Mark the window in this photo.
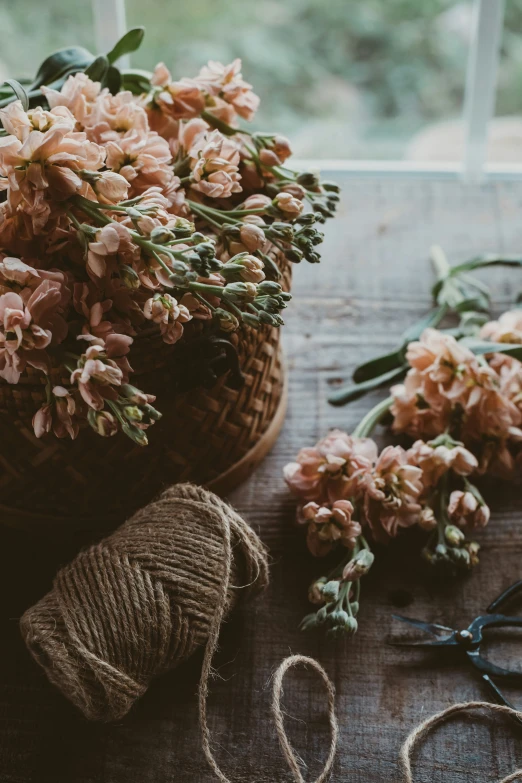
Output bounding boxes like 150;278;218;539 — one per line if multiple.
0;0;512;180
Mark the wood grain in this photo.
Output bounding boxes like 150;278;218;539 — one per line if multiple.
2;177;522;782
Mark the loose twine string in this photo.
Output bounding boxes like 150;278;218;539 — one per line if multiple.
200;505;522;783
19;483;522;782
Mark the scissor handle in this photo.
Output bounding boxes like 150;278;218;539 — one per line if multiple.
466;614;522;681
466;649;522;682
470;613;522;637
487;581;522;614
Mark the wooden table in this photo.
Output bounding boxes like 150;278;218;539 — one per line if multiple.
2;177;522;782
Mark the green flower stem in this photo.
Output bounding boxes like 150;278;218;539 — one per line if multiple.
436;474;450;548
72;195;192;264
188;201;238;227
351;395;393;438
186;199;267;220
200;109;253;138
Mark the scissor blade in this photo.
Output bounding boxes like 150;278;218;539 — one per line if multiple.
391;614;455;639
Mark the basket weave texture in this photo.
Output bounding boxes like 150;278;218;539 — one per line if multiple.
0;258;291;531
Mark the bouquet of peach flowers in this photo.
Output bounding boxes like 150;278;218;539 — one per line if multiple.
285;247;522;637
0;28;337;444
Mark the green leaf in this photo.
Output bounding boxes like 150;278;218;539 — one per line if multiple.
402;304;448;342
2;79;29;110
121;68;153;95
450;256;522;275
84;55;109;83
460;338;522;360
329;366;406;407
29;46;95;90
106;27;145;64
105;66;122;95
352;350;403;384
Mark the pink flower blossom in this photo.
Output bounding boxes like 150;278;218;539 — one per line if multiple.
150;63;206;123
480;310;522;344
407;439;478;489
0;101;105;232
105;130;175;195
189;130;242;199
0;279;67;383
196;59;260;122
143;293;192;344
299;499;360;557
448;490;490;529
363;445;424;541
87;222;136;278
283;430;377;503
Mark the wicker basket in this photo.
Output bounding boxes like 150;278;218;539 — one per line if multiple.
0;259;291;532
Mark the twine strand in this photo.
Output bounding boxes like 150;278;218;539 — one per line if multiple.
197;500;338;783
271;655;339;783
400;701;522;783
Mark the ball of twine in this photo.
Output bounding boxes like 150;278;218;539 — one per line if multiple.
20;483;268;723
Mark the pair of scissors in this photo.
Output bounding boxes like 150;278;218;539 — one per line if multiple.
391;581;522;723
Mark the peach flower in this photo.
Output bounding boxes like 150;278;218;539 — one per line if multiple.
274;191;304;217
0;102;105;232
143;293;192;344
363;445;424;541
196;59;260;121
480;310;522;344
87;222;136;278
407;439;478;489
284;430;377;503
105;130;174;195
190;130;242;199
448;490;490;529
151;63;206;121
299;500;360;557
42;73;103;129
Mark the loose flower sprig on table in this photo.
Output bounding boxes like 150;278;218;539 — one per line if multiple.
0;29;338;445
285;248;522;637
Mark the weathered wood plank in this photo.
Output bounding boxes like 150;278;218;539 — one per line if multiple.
2;177;522;782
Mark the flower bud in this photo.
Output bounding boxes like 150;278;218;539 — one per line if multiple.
120;264;140;289
445;525;465;547
242;194;272;211
172;217;195;237
296;171;320;189
88;409;118;437
274;192;304;217
227;254;265;283
214;308;239;332
308;577;327;605
239;223;265;252
150;226;175;244
327;609;349;628
123;405;143;422
225;281;257;301
122;422;148;446
465;541;480;567
321;580;340;602
342;549;374;581
418;506;437;531
259;148;282;167
257;280;282;296
121;384;156;405
281;183;306;199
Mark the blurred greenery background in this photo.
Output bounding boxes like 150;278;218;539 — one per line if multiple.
1;0;521;159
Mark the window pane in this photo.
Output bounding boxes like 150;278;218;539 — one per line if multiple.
127;0;472;160
0;0;95;81
489;0;522;163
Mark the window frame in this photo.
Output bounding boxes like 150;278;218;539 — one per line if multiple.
93;0;510;183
